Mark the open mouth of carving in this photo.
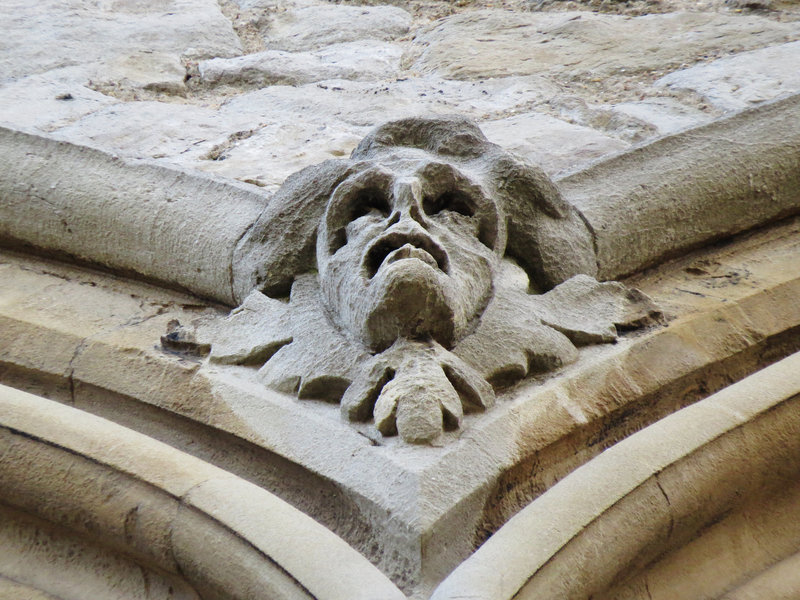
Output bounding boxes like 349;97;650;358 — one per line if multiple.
364;232;449;279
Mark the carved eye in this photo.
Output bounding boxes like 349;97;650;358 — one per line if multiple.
328;188;390;254
350;188;391;222
422;190;475;218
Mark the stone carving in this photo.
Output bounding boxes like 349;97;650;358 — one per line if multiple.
205;116;660;444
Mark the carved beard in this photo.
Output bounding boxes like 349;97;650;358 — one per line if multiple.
363;259;456;352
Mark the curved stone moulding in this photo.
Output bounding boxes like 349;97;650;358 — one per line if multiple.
0;126;268;306
0;383;406;600
0;212;798;596
431;350;800;600
558;92;800;281
1;93;799;306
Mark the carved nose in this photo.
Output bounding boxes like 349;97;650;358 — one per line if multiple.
385;214;428;238
388;178;427;228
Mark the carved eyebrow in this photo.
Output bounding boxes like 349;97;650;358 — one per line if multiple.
416;161;488;199
416;161;466;187
330;168;393;206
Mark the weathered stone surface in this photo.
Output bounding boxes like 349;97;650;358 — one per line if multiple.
0;126;267;305
50;101;237;160
2;1;800;597
0;0;242;85
0;68;119;132
480;113;629;174
198;41;403;87
190;75;563;189
3;212;800;597
216;74;561;129
2;0;799;199
609;97;709;136
432;350;800;600
406;10;797;80
38;75;566;193
220;116;661;444
262;4;412;52
657;40;800;111
0;384;406;600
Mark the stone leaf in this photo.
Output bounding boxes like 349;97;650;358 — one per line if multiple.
453;261;579;387
534;274;663;346
257;275;368;401
204;290;292;365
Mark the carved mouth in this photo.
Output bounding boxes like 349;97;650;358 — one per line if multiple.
364;232;449;279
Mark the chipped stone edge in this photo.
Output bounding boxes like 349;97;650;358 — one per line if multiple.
0;383;406;600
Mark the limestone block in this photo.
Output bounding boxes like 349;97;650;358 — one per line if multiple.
0;0;242;84
216;75;560;129
407;10;797;80
480;112;629;175
609;97;709;136
191;76;564;188
262;4;412;52
0;260;152;382
194;119;368;193
199;41;403;87
721;553;800;599
0;68;119;132
41;75;564;190
50;101;236;159
657;40;800;111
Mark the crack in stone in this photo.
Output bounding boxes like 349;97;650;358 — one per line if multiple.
655;473;675;541
64;303;169;403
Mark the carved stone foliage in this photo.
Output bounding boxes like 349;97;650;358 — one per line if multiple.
204;116;660;444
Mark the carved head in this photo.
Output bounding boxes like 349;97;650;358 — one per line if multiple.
316;151;502;350
233;116;598;350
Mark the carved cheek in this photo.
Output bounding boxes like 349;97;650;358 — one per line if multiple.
325;220;383;285
432;219;497;308
429;213;490;263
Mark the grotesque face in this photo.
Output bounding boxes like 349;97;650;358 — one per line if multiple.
317;150;504;352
